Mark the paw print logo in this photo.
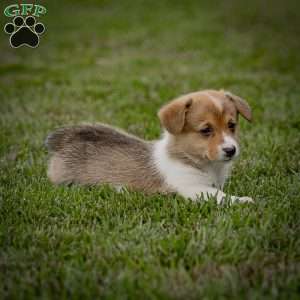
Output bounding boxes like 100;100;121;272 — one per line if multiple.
4;16;45;48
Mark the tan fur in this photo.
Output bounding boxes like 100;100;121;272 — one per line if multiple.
47;155;68;184
223;91;252;121
158;90;248;163
158;98;192;135
46;124;168;193
46;89;251;195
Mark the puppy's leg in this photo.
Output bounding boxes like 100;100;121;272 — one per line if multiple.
178;186;253;204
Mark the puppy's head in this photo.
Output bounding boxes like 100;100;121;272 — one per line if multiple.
158;90;252;162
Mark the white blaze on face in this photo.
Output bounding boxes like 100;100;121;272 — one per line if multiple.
204;92;223;112
204;92;239;161
218;134;239;161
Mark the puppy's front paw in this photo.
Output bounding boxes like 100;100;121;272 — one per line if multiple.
238;196;254;203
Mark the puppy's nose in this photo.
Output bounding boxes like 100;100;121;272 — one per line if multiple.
223;146;236;158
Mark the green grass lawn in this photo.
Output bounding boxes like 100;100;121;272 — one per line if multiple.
1;0;300;299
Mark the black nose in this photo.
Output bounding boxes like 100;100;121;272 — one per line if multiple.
223;146;236;157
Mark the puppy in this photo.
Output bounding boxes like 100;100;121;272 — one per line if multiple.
45;90;253;203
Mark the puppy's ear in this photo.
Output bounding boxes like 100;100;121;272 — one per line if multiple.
158;97;192;134
224;91;252;122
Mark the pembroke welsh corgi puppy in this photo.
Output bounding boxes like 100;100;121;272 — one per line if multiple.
46;90;253;203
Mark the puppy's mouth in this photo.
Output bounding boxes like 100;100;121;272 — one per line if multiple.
181;151;236;166
222;154;239;162
209;154;237;163
209;157;234;163
223;157;234;162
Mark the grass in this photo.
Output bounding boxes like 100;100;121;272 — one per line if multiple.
1;0;300;299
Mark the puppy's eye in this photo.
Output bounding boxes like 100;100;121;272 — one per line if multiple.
199;127;213;136
228;122;236;131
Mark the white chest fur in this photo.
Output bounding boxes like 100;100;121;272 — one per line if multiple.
153;133;232;201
